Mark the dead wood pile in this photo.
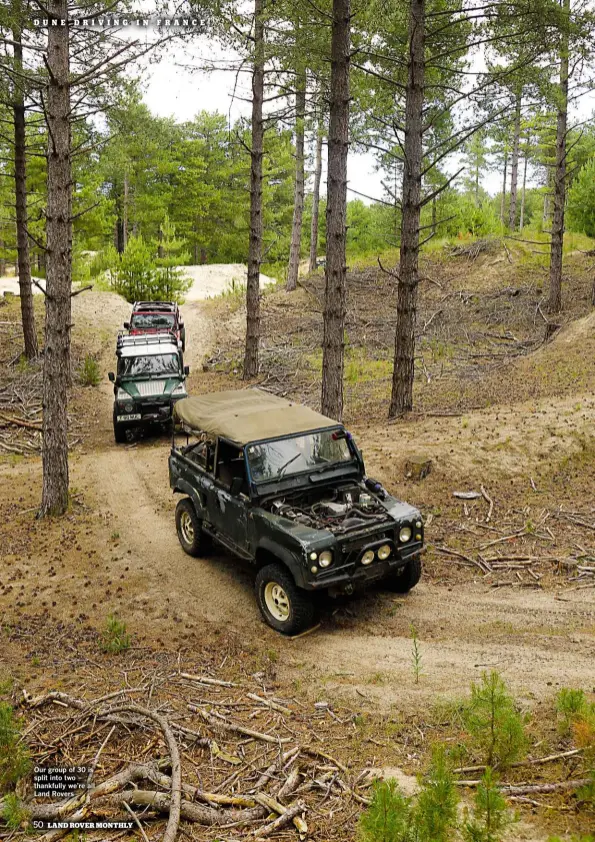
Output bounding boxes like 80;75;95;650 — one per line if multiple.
1;672;376;841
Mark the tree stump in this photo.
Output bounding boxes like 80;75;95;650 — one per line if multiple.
405;455;432;480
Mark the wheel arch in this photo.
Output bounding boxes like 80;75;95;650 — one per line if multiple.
254;541;307;588
171;479;206;515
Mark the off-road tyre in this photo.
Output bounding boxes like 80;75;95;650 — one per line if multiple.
175;498;210;557
113;422;128;444
181;327;186;352
255;563;315;635
384;556;422;594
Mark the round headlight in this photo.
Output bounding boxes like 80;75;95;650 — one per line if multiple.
124;402;134;413
377;544;391;561
319;551;333;568
399;526;412;543
361;550;375;566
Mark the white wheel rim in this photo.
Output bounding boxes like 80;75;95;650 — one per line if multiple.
180;510;194;544
264;582;290;622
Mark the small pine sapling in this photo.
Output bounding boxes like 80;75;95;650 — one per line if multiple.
462;671;527;768
357;778;415;842
462;768;511;842
410;623;423;684
413;745;459;842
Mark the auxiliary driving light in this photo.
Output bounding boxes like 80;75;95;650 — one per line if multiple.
377;544;391;561
319;551;333;568
310;552;318;561
399;526;412;543
361;550;375;566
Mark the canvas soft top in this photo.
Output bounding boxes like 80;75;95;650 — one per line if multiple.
173;389;339;445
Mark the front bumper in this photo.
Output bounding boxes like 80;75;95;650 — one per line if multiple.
303;539;424;591
114;395;185;425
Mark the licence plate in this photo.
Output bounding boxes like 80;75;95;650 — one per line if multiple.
117;414;141;421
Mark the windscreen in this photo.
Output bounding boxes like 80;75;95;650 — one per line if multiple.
131;313;175;329
118;353;180;377
247;430;352;482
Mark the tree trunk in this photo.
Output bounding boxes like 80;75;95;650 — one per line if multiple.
40;0;72;517
0;239;5;277
500;150;508;225
321;0;350;421
508;92;522;230
519;153;528;230
389;0;425;418
12;22;38;359
286;70;306;291
309;116;324;273
548;0;570;315
243;0;265;379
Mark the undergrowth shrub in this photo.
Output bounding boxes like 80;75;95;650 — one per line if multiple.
462;672;527;768
100;614;131;654
1;792;30;830
79;354;101;386
0;703;31;793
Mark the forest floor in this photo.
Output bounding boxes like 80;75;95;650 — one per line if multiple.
0;245;594;840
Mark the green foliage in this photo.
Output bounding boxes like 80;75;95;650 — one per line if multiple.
414;746;459;842
358;749;459;842
1;792;30;830
462;768;510;842
357;778;415;842
556;687;587;734
106;234;190;304
79;355;101;387
567;158;595;237
100;614;131;654
0;703;31;793
462;672;527;768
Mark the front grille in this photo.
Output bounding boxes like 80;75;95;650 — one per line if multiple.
136;380;168;397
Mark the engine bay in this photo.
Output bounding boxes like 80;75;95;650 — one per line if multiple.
264;483;390;534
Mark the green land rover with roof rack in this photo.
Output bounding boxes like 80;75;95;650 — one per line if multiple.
168;388;424;634
108;333;189;443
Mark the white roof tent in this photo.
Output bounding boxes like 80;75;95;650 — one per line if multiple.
173;389;340;446
116;333;179;358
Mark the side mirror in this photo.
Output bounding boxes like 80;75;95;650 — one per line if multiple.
179;321;184;328
184;365;190;376
123;321;130;329
230;477;243;496
108;372;115;382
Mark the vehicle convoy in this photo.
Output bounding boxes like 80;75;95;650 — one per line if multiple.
169;389;424;634
124;301;186;351
108;333;189;443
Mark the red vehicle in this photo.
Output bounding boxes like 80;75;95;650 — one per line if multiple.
124;302;186;351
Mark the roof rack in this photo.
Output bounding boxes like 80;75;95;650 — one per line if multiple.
116;332;179;353
132;301;177;312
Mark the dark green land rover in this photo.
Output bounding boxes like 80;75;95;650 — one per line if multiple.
168;389;424;634
109;333;189;443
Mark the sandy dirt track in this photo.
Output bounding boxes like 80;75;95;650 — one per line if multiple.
62;270;595;712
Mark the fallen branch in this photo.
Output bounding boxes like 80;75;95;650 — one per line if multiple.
189;705;291;744
480;485;494;523
454;748;582;774
253;801;306;837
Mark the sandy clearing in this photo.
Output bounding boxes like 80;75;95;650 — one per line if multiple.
181;264;277;300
